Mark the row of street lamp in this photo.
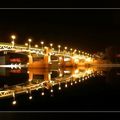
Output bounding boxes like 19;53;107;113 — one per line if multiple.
10;34;93;57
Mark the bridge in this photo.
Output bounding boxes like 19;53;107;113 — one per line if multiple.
0;38;96;68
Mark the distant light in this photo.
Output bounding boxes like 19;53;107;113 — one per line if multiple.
29;96;32;100
58;45;61;48
50;43;53;47
70;82;73;85
28;38;32;42
35;44;38;48
41;92;45;96
65;83;67;88
79;79;81;82
25;43;28;46
12;100;16;105
58;86;61;90
64;46;67;50
41;41;44;45
50;89;53;92
11;35;16;40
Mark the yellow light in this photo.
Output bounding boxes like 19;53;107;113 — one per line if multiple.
41;41;44;45
86;57;92;62
74;59;79;63
25;43;28;46
64;46;67;50
65;83;67;88
79;79;81;82
70;48;73;51
28;38;32;42
35;44;38;48
11;41;14;44
71;82;73;85
59;57;62;60
74;49;77;52
75;81;77;84
41;92;45;96
50;89;53;93
59;73;63;77
50;43;53;47
58;86;61;90
29;96;32;100
58;45;61;48
11;35;16;40
44;46;47;49
12;100;16;105
74;69;79;74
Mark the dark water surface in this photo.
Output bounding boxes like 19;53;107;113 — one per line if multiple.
0;67;120;111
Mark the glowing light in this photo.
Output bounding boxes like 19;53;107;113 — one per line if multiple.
79;79;81;82
71;82;73;85
41;41;44;45
58;45;61;48
41;92;45;96
86;57;92;62
64;46;67;50
59;57;62;60
64;57;71;61
75;81;77;84
74;58;79;63
65;83;67;88
50;89;53;93
58;86;61;90
25;43;28;46
11;35;16;40
28;38;32;42
35;44;38;48
50;43;53;47
12;100;16;105
29;96;32;100
74;69;79;74
64;70;71;74
59;73;63;77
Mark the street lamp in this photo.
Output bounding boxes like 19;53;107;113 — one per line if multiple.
50;43;53;49
11;35;16;48
40;41;44;49
64;46;67;53
28;38;32;50
58;45;61;53
25;43;28;47
35;44;38;48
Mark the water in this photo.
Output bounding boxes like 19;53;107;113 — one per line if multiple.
0;66;120;111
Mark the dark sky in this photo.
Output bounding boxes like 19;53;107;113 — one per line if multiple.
0;9;120;53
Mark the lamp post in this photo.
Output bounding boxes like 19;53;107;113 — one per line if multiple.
58;45;61;53
50;43;53;50
40;41;44;50
70;48;73;55
11;35;16;48
28;38;32;50
64;46;67;53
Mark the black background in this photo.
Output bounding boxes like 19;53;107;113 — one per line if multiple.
0;9;120;53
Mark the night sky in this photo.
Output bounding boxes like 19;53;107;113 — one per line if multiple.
0;9;120;53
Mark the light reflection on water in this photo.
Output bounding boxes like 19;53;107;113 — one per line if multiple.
0;66;105;106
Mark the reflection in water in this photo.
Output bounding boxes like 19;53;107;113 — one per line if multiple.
0;66;104;105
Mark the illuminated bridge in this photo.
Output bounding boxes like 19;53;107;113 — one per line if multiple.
0;38;96;68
